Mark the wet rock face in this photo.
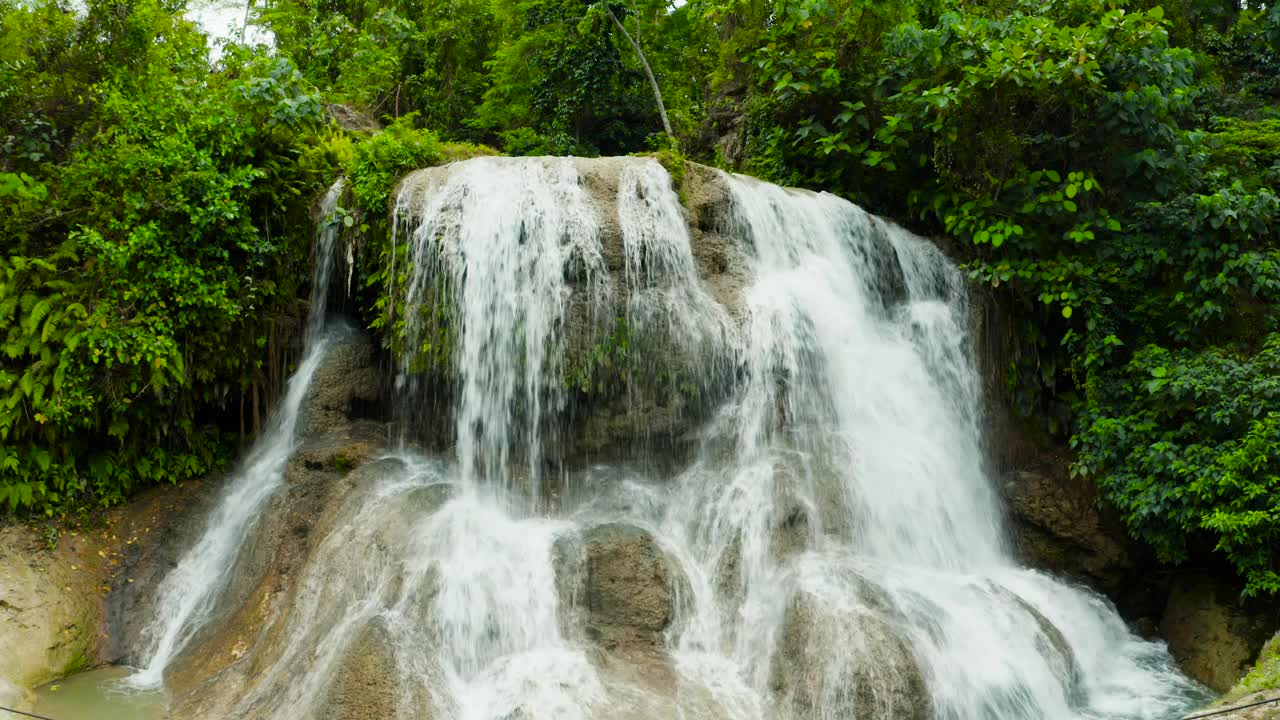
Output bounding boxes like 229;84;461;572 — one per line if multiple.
105;478;220;666
557;523;681;649
683;162;749;318
0;528;103;711
1002;468;1135;594
161;456;415;717
770;590;931;720
321;620;406;720
1161;574;1277;693
1;477;217;710
303;330;385;438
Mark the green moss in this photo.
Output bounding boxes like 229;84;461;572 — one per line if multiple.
58;649;88;678
55;612;97;679
331;453;354;472
439;142;500;164
636;148;690;206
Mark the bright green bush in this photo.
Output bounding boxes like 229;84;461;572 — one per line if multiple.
1075;338;1280;597
346;114;442;216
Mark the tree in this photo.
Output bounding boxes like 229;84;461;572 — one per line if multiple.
597;2;673;135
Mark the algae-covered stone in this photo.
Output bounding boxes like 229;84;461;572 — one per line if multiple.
1161;574;1276;693
1230;630;1280;700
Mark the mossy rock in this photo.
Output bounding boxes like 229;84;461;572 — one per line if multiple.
1230;630;1280;700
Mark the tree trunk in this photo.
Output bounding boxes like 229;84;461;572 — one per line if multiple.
606;8;673;136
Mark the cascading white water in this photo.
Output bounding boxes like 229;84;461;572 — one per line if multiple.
394;157;608;492
140;158;1206;720
127;178;346;687
650;173;1203;720
378;159;1198;719
617;160;733;371
306;177;345;341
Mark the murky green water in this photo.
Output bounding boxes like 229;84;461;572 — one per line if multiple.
33;667;167;720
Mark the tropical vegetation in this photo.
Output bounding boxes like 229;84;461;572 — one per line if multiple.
1;0;1277;594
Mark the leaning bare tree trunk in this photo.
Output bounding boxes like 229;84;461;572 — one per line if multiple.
606;8;673;136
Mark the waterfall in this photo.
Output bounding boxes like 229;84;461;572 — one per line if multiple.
375;159;1198;719
306;177;345;342
126;178;346;687
134;159;1206;720
393;157;609;494
654;173;1204;719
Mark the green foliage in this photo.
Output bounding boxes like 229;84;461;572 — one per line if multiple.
0;0;338;515
566;317;632;394
261;0;501;133
260;0;705;154
703;0;1280;593
347;114;442;215
1205;118;1280;190
475;0;657;155
1075;339;1280;597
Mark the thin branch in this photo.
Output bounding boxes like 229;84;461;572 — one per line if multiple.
606;7;673;136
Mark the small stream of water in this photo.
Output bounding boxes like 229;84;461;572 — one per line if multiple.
125;178;346;688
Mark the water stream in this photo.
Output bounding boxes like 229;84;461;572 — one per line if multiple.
116;159;1205;719
125;178;346;687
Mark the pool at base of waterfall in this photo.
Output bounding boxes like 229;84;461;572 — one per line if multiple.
33;667;168;720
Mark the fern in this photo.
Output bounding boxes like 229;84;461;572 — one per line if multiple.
40;311;60;343
24;295;55;337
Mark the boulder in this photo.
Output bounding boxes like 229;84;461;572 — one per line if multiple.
1161;574;1277;693
1195;627;1280;720
1002;468;1136;594
557;523;682;649
302;330;384;438
1229;630;1280;700
327;104;381;134
770;589;930;720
